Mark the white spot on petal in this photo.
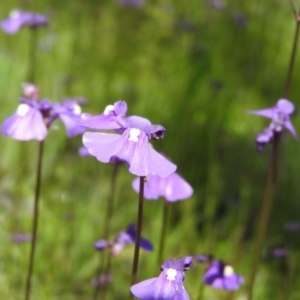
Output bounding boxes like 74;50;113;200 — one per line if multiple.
166;268;177;281
103;105;114;116
73;104;82;115
128;128;141;142
224;265;234;277
16;104;30;116
10;10;21;19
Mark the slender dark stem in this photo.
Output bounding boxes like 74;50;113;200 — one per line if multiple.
25;140;44;300
283;15;300;98
28;28;37;83
158;200;169;264
95;164;119;300
101;252;113;300
129;176;146;300
248;10;300;300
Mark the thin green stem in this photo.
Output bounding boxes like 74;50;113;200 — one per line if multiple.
129;176;146;300
248;10;300;299
101;252;113;300
25;140;44;300
158;200;169;264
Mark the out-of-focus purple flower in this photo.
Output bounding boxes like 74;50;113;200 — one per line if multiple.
132;172;193;202
195;254;213;263
131;257;192;300
51;100;85;137
203;260;244;291
91;274;113;287
117;0;145;7
256;127;274;151
2;87;86;141
271;247;289;258
94;224;153;255
83;108;176;177
248;99;297;138
1;10;48;34
12;233;32;243
78;146;91;157
2;99;51;141
284;221;300;231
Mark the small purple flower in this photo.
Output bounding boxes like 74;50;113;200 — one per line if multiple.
195;254;213;263
2;88;85;141
203;260;244;291
284;221;300;231
117;0;145;7
271;247;289;258
132;172;193;202
131;257;192;300
12;233;32;243
94;224;153;255
248;99;297;136
82;104;176;177
1;10;48;34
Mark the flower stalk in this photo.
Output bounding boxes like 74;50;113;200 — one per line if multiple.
25;140;44;300
247;5;300;299
129;176;146;300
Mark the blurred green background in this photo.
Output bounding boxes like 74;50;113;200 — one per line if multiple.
1;0;300;299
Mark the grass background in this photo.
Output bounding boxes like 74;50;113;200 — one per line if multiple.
0;0;300;299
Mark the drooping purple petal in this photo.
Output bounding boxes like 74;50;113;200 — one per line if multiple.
94;239;109;250
1;10;48;34
125;224;153;251
133;173;193;202
2;104;47;141
83;130;176;177
203;260;244;291
162;256;193;272
131;268;190;300
284;119;298;139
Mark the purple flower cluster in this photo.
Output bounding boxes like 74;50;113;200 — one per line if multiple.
131;256;193;299
1;84;85;141
94;224;153;255
1;10;48;34
196;254;243;291
248;99;297;151
80;101;176;177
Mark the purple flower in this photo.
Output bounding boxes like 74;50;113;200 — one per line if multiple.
248;99;297;137
12;233;32;243
2;99;50;141
132;172;193;202
2;90;85;141
271;247;289;258
1;10;48;34
117;0;145;7
131;257;192;300
94;224;153;255
82;105;176;177
284;221;300;231
195;254;213;263
203;260;244;291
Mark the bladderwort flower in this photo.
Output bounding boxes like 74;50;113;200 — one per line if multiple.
81;101;176;177
132;172;193;202
94;224;153;255
131;256;192;300
1;84;85;141
203;260;244;291
247;99;297;151
1;10;48;34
